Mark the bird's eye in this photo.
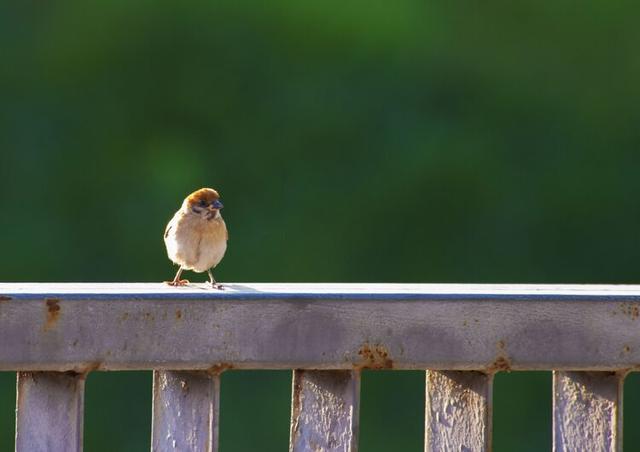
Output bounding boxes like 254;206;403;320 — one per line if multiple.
199;199;207;206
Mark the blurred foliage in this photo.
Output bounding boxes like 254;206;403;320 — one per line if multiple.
2;0;640;450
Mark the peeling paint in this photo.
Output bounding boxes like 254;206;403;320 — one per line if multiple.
16;371;86;452
290;370;359;451
426;371;492;451
152;370;219;451
554;371;622;451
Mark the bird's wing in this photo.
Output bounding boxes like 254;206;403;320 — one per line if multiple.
164;216;176;239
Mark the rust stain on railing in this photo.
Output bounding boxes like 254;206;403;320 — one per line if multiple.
291;373;303;416
355;343;393;369
73;362;104;374
487;339;511;373
208;362;233;375
618;302;640;320
44;298;61;330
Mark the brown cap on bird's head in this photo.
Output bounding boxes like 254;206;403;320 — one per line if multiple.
185;188;224;210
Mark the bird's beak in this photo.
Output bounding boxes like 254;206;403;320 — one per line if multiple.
211;200;224;210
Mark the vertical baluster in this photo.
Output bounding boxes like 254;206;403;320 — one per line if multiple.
553;371;623;452
289;370;360;452
425;370;493;452
152;370;220;452
15;371;85;452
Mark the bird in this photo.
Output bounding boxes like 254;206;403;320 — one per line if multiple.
163;188;228;289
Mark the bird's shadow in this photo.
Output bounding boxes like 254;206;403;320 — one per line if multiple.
187;283;264;293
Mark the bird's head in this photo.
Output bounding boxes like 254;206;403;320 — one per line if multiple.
184;188;224;220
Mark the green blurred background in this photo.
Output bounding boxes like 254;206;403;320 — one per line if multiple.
2;0;640;450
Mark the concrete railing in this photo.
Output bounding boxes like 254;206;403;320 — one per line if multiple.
1;283;637;451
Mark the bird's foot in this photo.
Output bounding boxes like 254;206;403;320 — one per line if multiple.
211;282;224;290
164;279;190;287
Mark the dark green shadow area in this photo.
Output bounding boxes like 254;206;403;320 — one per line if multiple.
219;370;290;452
493;371;551;451
0;372;15;451
84;371;151;452
624;372;640;450
360;370;423;451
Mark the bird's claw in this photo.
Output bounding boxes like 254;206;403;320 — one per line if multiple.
164;279;190;287
212;283;224;290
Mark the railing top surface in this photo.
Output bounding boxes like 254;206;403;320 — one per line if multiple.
3;282;640;300
2;283;640;372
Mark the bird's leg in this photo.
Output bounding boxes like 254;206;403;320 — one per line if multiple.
208;269;224;290
165;266;189;286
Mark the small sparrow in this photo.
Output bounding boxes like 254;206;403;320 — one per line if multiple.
164;188;228;288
